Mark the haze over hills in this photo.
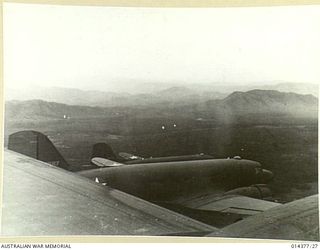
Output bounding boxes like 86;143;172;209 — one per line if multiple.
5;82;318;107
5;90;318;122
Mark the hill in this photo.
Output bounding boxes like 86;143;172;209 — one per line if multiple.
198;90;318;120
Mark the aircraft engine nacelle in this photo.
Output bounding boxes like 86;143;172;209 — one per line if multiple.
224;184;272;200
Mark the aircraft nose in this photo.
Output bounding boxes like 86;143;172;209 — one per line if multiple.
261;169;274;183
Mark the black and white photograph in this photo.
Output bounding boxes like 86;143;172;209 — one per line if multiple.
1;1;319;242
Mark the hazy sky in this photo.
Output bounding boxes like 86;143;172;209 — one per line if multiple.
4;3;320;92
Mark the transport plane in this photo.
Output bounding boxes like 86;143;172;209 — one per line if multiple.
2;130;318;240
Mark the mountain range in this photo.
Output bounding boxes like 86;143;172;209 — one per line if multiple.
5;82;318;107
5;89;318;122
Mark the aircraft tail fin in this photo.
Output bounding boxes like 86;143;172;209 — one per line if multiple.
8;130;69;169
91;143;124;167
91;143;118;161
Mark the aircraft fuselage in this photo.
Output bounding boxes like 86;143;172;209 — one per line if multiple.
78;159;272;202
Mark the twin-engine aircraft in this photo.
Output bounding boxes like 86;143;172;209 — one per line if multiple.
1;130;318;241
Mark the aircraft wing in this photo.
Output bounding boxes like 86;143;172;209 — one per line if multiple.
179;193;281;216
158;193;281;228
1;150;216;236
207;194;319;241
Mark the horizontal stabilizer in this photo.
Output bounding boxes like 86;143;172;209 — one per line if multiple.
91;157;124;167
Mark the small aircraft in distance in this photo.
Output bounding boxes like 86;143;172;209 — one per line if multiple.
2;130;318;240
